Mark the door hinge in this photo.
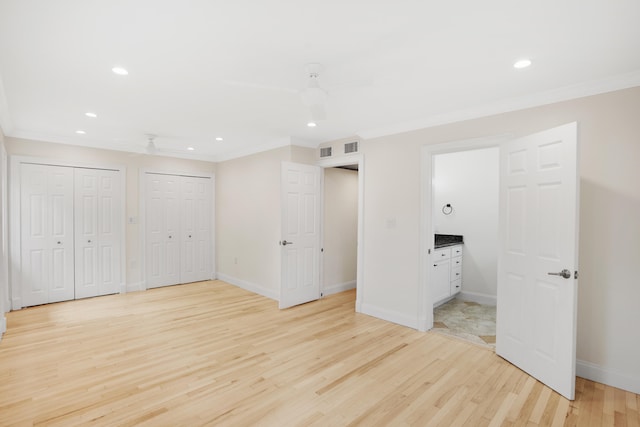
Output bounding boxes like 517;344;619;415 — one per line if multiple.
428;248;431;254
321;248;324;252
574;270;579;279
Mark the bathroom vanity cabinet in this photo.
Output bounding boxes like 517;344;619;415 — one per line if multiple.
433;244;463;306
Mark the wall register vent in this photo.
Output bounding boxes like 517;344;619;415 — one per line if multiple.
320;147;332;158
344;141;358;154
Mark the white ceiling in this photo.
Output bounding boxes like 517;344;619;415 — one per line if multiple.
1;1;639;161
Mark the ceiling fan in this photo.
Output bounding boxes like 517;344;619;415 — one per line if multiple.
300;63;328;124
224;63;331;124
144;133;194;156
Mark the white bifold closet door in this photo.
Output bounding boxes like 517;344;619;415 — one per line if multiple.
74;168;122;299
145;173;211;288
20;164;75;306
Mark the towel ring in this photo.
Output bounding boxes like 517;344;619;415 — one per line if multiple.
442;204;453;215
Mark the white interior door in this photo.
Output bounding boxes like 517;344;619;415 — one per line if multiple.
496;122;579;400
75;169;121;299
146;173;181;288
145;173;211;288
280;162;321;309
181;176;211;283
21;163;75;306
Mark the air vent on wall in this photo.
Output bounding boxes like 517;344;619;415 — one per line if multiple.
320;147;332;158
344;141;358;154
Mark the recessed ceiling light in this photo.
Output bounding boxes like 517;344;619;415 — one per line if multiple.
215;137;223;141
112;66;128;75
85;112;97;118
187;147;195;151
76;130;86;135
513;59;532;69
307;122;317;127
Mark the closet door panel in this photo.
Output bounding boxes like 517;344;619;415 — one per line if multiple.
193;177;211;281
21;164;74;306
97;170;121;295
74;169;99;299
180;178;197;283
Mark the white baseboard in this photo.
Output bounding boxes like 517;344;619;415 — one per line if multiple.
361;302;418;330
0;315;5;334
458;291;497;306
126;282;145;292
216;273;279;301
577;359;640;394
323;280;356;296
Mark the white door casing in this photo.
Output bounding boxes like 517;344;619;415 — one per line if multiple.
280;162;321;309
496;122;579;400
74;168;121;299
20;163;75;306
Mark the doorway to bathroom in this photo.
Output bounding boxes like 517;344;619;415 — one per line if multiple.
431;146;500;347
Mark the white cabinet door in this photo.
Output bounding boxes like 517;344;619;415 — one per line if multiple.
74;169;122;299
21;164;75;306
145;173;211;288
279;162;321;309
432;259;451;303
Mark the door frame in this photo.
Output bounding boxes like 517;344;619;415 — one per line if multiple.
419;135;511;331
139;169;216;291
9;155;126;310
317;154;364;313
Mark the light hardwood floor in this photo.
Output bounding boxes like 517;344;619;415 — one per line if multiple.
0;281;637;426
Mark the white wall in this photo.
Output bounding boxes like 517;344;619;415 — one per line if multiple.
0;128;7;338
433;148;499;301
215;145;316;299
323;167;358;295
359;86;640;393
4;137;216;293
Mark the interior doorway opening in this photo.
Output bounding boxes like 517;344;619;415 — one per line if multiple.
431;147;500;346
322;165;359;302
318;155;364;313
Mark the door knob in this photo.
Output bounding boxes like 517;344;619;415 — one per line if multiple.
548;269;571;279
280;240;293;246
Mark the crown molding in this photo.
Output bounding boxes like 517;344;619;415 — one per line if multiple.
357;70;640;140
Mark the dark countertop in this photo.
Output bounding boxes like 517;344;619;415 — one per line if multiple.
435;234;463;249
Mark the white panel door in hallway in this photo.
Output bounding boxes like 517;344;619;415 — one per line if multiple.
145;173;212;289
20;163;75;306
74;168;122;299
280;162;321;309
497;122;579;400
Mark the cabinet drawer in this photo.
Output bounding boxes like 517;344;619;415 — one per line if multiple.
451;256;462;269
451;279;462;295
451;245;463;257
451;265;462;281
434;247;451;261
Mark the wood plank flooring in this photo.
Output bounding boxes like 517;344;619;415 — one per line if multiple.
0;280;637;426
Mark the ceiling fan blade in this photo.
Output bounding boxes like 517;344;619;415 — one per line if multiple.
309;104;326;121
222;79;298;94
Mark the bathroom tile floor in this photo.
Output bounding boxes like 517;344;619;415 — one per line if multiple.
433;299;496;348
